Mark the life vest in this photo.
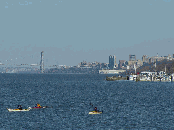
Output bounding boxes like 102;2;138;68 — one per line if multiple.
37;104;41;107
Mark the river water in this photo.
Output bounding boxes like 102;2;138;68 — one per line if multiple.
0;74;174;129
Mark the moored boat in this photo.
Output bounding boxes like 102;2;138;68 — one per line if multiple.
106;76;127;81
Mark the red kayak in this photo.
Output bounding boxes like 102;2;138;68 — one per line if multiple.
32;106;47;109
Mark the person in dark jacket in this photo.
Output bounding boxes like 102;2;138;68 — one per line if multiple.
94;107;98;112
18;105;22;110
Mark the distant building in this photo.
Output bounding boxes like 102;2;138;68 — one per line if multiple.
118;60;128;69
142;55;148;63
168;54;172;60
136;59;143;67
129;54;136;61
109;55;117;70
145;54;174;64
128;54;136;66
100;63;108;69
128;54;142;69
80;60;88;67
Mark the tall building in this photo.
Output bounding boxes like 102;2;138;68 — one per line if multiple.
142;55;147;62
128;54;136;67
129;54;136;61
109;55;117;70
40;51;44;73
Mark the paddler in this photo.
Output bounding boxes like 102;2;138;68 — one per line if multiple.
18;105;22;110
36;103;42;108
94;107;98;112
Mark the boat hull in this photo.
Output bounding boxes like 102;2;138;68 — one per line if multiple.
7;107;31;112
106;76;127;81
89;111;102;114
31;106;47;109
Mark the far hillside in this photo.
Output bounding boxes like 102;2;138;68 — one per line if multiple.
136;59;174;74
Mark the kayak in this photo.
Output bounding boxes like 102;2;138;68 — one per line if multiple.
7;107;31;112
31;106;47;109
89;111;102;114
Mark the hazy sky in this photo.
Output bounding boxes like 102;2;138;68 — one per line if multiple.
0;0;174;66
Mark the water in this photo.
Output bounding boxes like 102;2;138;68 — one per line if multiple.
1;74;174;129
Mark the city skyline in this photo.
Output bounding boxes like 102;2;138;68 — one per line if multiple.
1;49;173;68
1;0;174;66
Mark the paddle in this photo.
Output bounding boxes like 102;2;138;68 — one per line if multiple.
90;102;94;107
44;106;53;108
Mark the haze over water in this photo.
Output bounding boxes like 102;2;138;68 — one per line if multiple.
1;74;174;129
1;0;174;65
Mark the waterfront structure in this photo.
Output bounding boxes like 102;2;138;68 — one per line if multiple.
129;71;174;82
109;55;117;70
40;51;44;73
129;74;138;81
99;69;126;74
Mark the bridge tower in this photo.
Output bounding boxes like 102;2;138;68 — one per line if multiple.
40;51;44;73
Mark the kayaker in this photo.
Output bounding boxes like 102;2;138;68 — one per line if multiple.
36;103;42;108
18;105;22;110
94;107;98;112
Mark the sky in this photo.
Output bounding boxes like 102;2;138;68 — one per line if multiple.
0;0;174;66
